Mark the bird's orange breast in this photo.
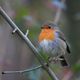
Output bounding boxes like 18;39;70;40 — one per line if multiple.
39;29;55;42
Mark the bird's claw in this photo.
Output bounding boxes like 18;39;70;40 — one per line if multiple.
49;57;63;63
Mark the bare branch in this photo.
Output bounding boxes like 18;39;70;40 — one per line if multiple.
0;6;59;80
54;0;66;24
2;65;42;74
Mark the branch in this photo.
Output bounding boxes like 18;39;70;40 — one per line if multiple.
0;7;59;80
2;65;42;74
54;0;66;24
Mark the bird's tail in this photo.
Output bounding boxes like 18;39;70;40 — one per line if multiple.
59;55;69;67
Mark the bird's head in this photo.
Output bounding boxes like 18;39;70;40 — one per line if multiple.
41;22;59;30
39;22;59;42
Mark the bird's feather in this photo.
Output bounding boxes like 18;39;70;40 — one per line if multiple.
55;30;71;53
59;55;69;67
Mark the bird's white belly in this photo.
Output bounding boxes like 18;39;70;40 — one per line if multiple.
40;39;53;53
39;38;66;57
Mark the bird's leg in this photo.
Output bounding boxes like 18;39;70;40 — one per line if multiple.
45;57;51;66
48;57;57;63
52;57;59;63
45;57;54;66
48;56;64;64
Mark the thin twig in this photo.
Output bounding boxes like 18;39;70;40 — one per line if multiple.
2;65;42;74
0;7;59;80
54;0;66;24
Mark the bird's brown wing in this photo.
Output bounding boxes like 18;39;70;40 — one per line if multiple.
56;30;71;54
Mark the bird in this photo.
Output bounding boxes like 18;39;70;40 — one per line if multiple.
38;22;71;67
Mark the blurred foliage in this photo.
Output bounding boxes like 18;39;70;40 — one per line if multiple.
73;64;80;73
15;7;29;21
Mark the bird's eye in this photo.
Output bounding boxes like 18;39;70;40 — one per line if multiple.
41;25;51;29
41;27;44;29
48;26;51;29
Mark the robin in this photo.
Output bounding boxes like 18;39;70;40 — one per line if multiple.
38;22;71;67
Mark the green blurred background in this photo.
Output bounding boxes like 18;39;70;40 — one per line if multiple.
0;0;80;80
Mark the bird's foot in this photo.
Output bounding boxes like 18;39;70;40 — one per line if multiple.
49;57;63;63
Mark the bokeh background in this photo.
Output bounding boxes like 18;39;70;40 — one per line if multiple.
0;0;80;80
